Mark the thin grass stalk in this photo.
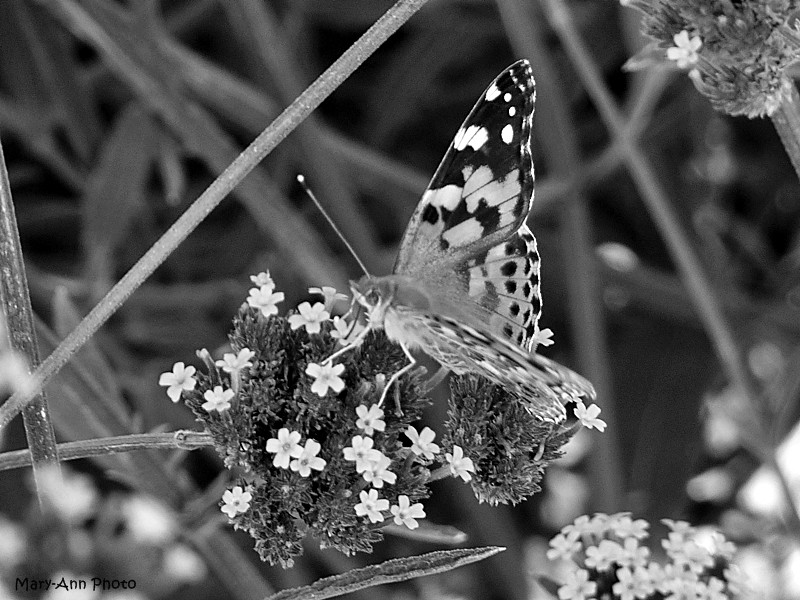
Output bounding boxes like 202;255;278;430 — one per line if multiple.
497;0;623;511
0;0;431;431
0;137;61;503
0;431;214;472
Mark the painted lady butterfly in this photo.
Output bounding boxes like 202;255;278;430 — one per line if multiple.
335;60;595;423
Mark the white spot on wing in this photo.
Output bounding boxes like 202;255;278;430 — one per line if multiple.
468;273;484;297
503;92;512;102
425;185;462;210
453;127;467;150
453;125;488;151
462;165;495;208
485;83;501;101
463;167;521;213
469;127;488;150
501;124;514;144
442;218;483;247
508;106;516;117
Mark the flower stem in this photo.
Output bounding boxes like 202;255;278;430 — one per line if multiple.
0;0;431;432
771;83;800;183
0;137;62;503
0;431;214;472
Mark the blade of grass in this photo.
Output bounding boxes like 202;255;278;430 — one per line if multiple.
0;0;431;430
0;136;62;504
265;546;505;600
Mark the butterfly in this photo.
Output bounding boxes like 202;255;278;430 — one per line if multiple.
330;60;595;424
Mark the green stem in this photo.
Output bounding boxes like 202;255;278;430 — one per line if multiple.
771;83;800;183
0;136;62;503
0;430;214;472
0;0;431;432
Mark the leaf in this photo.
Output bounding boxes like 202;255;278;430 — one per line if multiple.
266;546;504;600
384;522;468;544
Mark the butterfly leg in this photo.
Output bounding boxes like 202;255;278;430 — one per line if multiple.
423;366;449;392
323;326;370;365
378;341;416;414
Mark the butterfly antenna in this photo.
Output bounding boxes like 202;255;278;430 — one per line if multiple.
297;175;370;277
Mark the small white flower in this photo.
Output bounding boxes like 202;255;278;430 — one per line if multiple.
289;439;327;477
666;30;702;69
445;445;476;482
309;286;348;311
532;327;555;347
265;428;303;469
343;435;383;472
613;566;654;600
221;486;252;518
305;361;346;396
122;495;176;543
247;285;284;317
557;568;596;600
158;362;197;403
610;513;649;540
585;539;623;571
354;489;389;523
575;401;606;432
215;348;255;374
202;385;234;413
288;301;330;334
390;495;426;529
330;316;366;345
355;403;386;435
405;426;440;460
547;531;581;561
619;537;650;569
250;271;275;289
362;454;396;488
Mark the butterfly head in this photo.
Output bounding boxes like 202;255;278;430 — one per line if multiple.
349;277;397;328
350;275;432;329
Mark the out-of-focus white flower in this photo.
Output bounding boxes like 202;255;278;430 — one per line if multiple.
38;466;98;524
163;543;207;583
122;495;176;544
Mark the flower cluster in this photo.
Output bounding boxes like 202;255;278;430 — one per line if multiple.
159;272;594;566
622;1;800;117
444;375;577;505
545;512;745;599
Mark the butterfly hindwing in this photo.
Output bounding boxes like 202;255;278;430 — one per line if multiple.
465;223;542;350
394;60;536;278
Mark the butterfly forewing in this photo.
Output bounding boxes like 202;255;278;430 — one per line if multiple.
394;60;536;276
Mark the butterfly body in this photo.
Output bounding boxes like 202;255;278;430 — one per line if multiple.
345;60;595;424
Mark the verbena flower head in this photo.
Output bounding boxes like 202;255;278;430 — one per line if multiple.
623;1;800;117
170;273;586;565
543;512;746;599
443;376;577;505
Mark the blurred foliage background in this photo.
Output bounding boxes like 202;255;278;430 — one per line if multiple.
1;0;800;599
